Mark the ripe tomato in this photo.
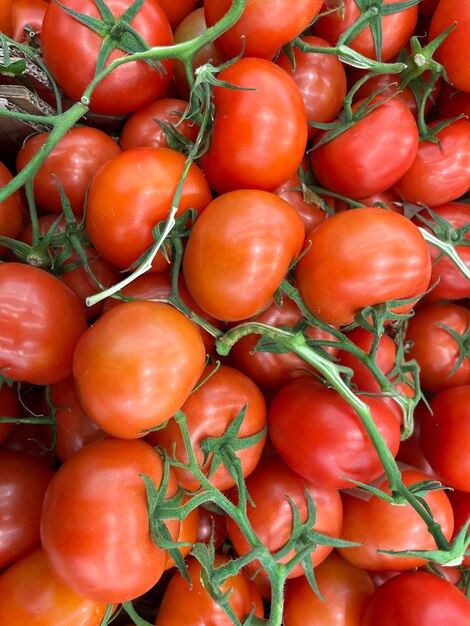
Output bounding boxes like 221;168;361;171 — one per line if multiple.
73;301;206;439
10;0;48;43
155;554;264;625
268;377;401;490
295;208;432;326
283;551;374;626
156;0;196;29
16;127;121;214
310;97;419;199
41;438;179;604
339;469;454;571
0;1;12;35
0;162;23;257
0;263;88;385
183;190;305;322
147;363;267;491
226;455;343;578
86;147;212;272
447;489;470;567
361;571;470;626
199;58;308;194
41;0;174;115
204;0;323;60
0;548;109;626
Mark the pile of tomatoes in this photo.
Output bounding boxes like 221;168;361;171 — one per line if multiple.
0;0;469;625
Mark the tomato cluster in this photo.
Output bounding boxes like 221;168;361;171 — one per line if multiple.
0;1;469;625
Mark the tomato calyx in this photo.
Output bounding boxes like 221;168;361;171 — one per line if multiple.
436;323;470;378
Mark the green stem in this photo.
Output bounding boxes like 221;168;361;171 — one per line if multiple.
420;228;470;282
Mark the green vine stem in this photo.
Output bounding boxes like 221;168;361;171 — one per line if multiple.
419;228;470;282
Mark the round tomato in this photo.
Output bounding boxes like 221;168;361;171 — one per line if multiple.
0;263;88;385
41;438;179;604
40;0;174;115
447;489;470;567
0;162;23;257
199;58;308;193
11;0;48;43
156;0;196;28
295;208;432;326
183;190;305;322
0;1;12;35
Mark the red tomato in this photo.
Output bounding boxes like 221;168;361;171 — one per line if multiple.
41;438;179;604
393;120;470;206
0;451;54;569
16;127;121;214
199;58;308;194
86;147;212;272
0;548;109;626
447;489;470;567
73;301;206;439
295;208;432;326
41;0;174;115
430;0;470;93
0;162;23;257
339;469;454;571
0;263;88;385
155;554;264;625
204;0;323;60
147;363;267;491
0;384;20;444
314;0;418;61
183;190;305;322
226;455;343;578
268;377;401;490
196;505;227;549
155;0;197;28
437;82;470;119
0;1;12;34
361;571;470;626
420;385;470;492
11;0;48;43
310;97;419;199
283;551;374;626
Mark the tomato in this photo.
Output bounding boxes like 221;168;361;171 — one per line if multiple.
310;97;419;199
0;450;54;569
429;0;470;93
405;303;470;393
183;190;305;322
437;82;470;119
283;551;374;626
155;0;197;29
41;0;174;115
86;147;212;272
226;455;343;578
119;98;199;150
147;363;267;491
339;469;454;571
447;489;470;567
268;377;401;490
420;385;470;492
196;505;227;549
73;301;206;439
11;0;48;43
0;384;20;444
393;119;470;206
16;127;121;214
204;0;323;60
313;0;418;62
0;162;23;257
276;35;347;141
0;263;88;385
199;58;308;194
41;438;179;604
295;208;432;327
0;0;13;35
361;571;470;626
0;548;109;626
155;554;264;625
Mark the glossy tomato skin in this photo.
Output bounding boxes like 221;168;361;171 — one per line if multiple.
420;385;470;492
447;489;470;567
204;0;323;60
41;438;179;604
0;451;54;569
0;548;108;626
199;58;308;194
73;301;206;439
361;571;470;626
227;455;343;579
0;263;88;385
0;1;13;35
16;127;121;214
156;0;196;28
86;147;212;272
146;364;267;491
283;551;374;626
11;0;48;43
0;162;23;256
295;208;432;326
268;378;401;490
183;190;305;322
339;469;454;571
41;0;174;115
310;97;419;199
155;554;264;625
